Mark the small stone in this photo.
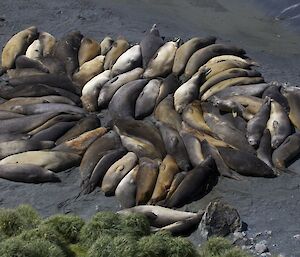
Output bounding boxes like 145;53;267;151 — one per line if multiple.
255;232;262;237
255;240;269;254
277;254;286;257
293;234;300;240
265;230;272;236
233;231;244;240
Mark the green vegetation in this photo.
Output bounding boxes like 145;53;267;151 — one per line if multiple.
0;205;256;257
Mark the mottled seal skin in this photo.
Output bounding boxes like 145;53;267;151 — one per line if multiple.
218;147;276;177
166;156;216;208
53;127;107;156
262;84;289;113
30;121;76;142
155;74;180;105
246;97;271;147
184;44;246;79
108;79;148;119
156;121;191;171
115;165;139;208
98;68;144;109
136;158;160;205
154;95;182;132
26;39;42;60
39;31;56;56
73;55;105;89
78;37;101;66
257;129;273;168
0;151;81;173
143;40;178;78
111;44;142;77
104;37;129;70
101;152;138;196
56;115;100;144
140;24;164;68
118;205;198;228
172;36;216;76
272;133;300;169
0;164;60;183
100;36;114;55
149;155;180;205
51;31;83;77
267;101;291;149
81;70;111;112
135;79;162;119
1;26;39;70
84;148;127;194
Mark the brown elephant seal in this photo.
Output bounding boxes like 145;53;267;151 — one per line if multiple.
15;55;50;73
140;24;164;68
6;68;47;78
155;74;180;105
221;95;263;114
78;37;101;66
100;36;114;55
25;39;42;60
136;157;160;205
165;172;187;202
101;152;138;196
272;133;300;169
262;84;289;113
51;31;83;77
39;31;56;56
172;36;216;76
0;110;25;119
0;164;60;183
1;26;39;70
104;37;129;70
149;155;180;204
257;129;273;168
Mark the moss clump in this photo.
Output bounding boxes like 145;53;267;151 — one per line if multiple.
42;214;84;243
119;213;150;238
80;211;121;247
222;247;252;257
16;204;41;228
0;237;65;257
86;234;113;257
69;244;88;257
166;236;199;257
199;237;233;256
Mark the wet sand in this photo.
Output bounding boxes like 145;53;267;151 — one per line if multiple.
0;0;300;256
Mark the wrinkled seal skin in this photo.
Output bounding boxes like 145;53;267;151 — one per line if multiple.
140;24;164;69
166;156;216;208
0;164;60;183
108;79;148;119
1;26;39;70
78;37;101;66
246;97;271;147
272;133;300;169
257;129;273;168
104;37;129;70
172;36;216;76
149;155;180;205
135;157;160;205
156;121;191;171
51;31;83;77
218;147;276;177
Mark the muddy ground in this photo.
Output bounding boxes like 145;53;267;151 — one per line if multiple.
0;0;300;256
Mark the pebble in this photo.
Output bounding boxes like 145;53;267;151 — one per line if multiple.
293;234;300;240
265;230;272;236
255;240;269;254
233;231;244;240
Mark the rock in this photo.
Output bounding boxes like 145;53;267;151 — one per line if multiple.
261;253;271;257
255;240;269;254
198;201;242;239
233;231;244;241
293;234;300;240
265;230;272;236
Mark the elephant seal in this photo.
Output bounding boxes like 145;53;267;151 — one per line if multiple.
156;121;191;171
0;151;81;172
246;97;271;147
73;55;105;89
115;165;139;208
184;44;246;79
172;36;216;76
154;95;182;131
0;133;30;143
1;26;39;70
166;156;216;208
218;147;276;177
174;68;208;113
262;84;289;113
101;152;138;196
267;100;291;149
15;55;49;73
223;95;263;114
111;44;142;77
0;164;60;183
272;133;300;170
140;24;164;68
78;37;101;66
52;31;83;76
136;157;160;205
100;36;114;55
104;37;129;70
0;140;54;160
257;129;273;168
6;68;47;78
108;79;148;119
149;155;180;205
135;79;162;119
165;172;187;203
98;68;144;109
81;70;111;112
205;54;258;67
0;110;25;119
25;39;42;60
155;74;180;105
143;40;179;78
39;31;56;56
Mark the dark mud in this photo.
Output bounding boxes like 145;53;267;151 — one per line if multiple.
0;1;300;256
